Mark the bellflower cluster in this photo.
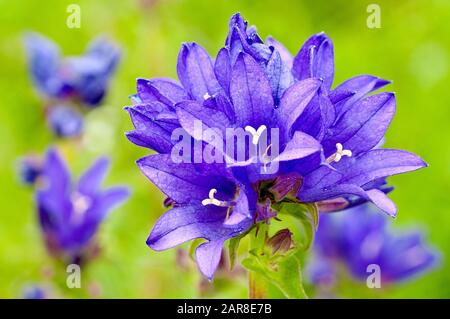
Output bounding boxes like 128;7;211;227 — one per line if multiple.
125;13;427;279
24;33;120;137
308;204;439;288
35;149;129;264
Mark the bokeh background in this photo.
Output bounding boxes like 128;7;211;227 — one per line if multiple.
0;0;449;298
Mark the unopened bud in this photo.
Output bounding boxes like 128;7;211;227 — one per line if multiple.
268;172;303;202
267;229;293;255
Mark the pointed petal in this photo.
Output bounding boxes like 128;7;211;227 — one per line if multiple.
136;78;188;107
332;75;391;117
340;149;427;186
77;157;109;196
276;78;321;138
196;240;226;280
125;104;179;153
275;131;321;162
147;206;222;255
266;48;294;105
177;43;223;102
292;33;334;90
324;92;396;157
292;85;335;140
88;186;129;220
137;154;236;204
24;32;62;97
366;189;397;217
214;48;231;94
266;36;293;68
230;53;274;127
42;148;71;196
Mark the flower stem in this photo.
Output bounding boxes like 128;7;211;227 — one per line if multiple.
248;225;267;299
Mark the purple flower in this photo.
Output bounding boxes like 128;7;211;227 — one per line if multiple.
125;13;427;278
18;155;43;185
24;32;120;106
35;148;129;263
22;285;47;299
308;205;439;286
47;105;83;138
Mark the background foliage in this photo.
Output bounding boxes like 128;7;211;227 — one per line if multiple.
0;0;449;298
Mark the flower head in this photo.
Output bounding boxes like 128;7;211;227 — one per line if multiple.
125;13;427;279
24;32;120;107
35;148;129;263
308;204;439;287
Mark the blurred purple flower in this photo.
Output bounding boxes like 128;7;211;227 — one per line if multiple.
35;148;129;263
24;32;120;107
308;205;439;286
18;155;42;185
47;105;83;138
22;285;47;299
125;13;427;279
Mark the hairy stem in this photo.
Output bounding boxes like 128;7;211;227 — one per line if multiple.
248;226;267;299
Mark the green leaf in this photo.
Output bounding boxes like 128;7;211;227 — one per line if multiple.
228;225;255;270
228;236;241;270
242;251;308;299
278;202;318;250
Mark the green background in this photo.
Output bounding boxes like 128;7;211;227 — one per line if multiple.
0;0;449;298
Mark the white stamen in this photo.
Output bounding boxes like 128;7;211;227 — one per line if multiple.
71;192;92;223
203;93;211;100
326;143;352;163
245;125;267;145
201;188;229;207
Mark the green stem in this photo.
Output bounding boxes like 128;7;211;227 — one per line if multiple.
248;225;267;299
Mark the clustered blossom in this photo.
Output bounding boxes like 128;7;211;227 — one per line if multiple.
35;149;129;264
307;204;439;289
24;33;120;137
125;13;427;279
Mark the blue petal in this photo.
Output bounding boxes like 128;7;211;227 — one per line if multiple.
136;78;189;107
275;78;321;138
323;92;396;157
230;53;274;127
137;154;236;205
77;157;110;196
177;43;223;102
292;32;334;90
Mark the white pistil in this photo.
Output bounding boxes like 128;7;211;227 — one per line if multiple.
326;143;352;163
201;188;229;207
245;125;267;145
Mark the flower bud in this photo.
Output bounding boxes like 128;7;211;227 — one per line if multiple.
267;229;293;255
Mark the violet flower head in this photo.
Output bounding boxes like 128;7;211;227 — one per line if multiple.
24;32;120;106
35;148;129;263
125;13;427;279
308;204;439;286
